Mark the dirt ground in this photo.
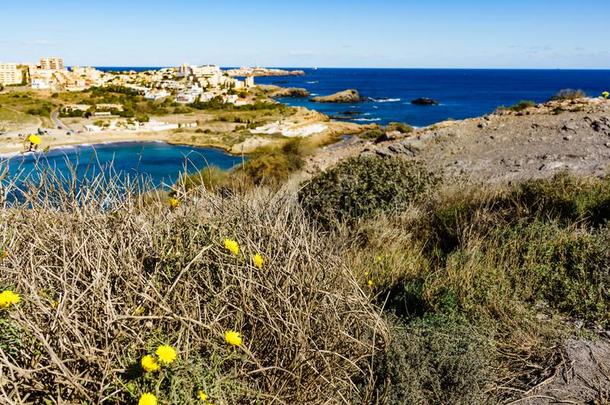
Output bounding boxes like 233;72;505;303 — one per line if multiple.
518;338;610;404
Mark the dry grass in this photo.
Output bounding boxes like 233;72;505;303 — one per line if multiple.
0;164;388;404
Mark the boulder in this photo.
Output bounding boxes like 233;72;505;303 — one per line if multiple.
258;85;309;98
311;89;362;103
411;97;439;106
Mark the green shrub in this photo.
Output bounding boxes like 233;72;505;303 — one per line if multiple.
499;222;610;324
385;122;414;134
26;103;53;117
236;139;306;187
377;315;495;404
507;100;536;112
177;166;230;192
514;172;610;225
550;89;587;101
299;156;441;226
383;173;610;325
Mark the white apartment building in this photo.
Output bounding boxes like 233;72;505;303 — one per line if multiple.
39;57;65;70
0;63;23;85
144;89;170;100
31;77;51;90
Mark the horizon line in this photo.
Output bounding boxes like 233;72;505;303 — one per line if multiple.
85;66;610;71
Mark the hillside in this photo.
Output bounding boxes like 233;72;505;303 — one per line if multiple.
308;97;610;182
1;97;610;404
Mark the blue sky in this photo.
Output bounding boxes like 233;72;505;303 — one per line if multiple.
1;0;609;68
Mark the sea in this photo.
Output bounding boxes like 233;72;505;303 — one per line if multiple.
253;68;610;127
96;67;610;127
5;142;243;189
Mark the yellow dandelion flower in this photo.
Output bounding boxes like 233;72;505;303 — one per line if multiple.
252;253;264;269
367;279;374;287
155;345;177;364
224;239;239;256
0;290;21;309
140;354;160;373
0;250;8;259
27;134;42;145
198;390;208;401
168;197;180;208
138;393;158;405
224;330;242;347
603;91;609;99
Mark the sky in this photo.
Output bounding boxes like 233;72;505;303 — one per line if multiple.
0;0;609;68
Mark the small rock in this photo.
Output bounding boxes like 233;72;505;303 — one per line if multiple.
411;97;439;106
562;122;578;131
563;135;572;141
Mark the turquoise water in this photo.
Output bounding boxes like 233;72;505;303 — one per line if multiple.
3;142;243;188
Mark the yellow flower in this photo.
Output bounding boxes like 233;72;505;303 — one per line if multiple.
138;393;158;405
367;280;374;287
224;239;239;256
198;390;208;401
155;345;177;364
224;330;242;347
168;197;180;208
0;290;21;309
27;134;42;145
140;354;160;373
0;250;8;259
603;91;609;99
252;253;264;269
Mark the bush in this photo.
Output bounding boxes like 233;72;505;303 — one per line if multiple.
503;100;536;112
0;171;386;403
381;173;610;325
236;139;307;187
550;89;587;101
26;103;53;117
376;316;495;404
299;156;441;226
386;122;414;134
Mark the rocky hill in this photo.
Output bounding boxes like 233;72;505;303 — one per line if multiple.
311;89;362;103
309;97;610;182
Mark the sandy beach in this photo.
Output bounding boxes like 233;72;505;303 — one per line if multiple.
0;128;174;156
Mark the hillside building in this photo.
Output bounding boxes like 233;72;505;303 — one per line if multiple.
39;57;64;71
0;63;23;85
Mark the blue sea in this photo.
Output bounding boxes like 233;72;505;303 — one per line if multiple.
254;68;610;127
4;142;243;189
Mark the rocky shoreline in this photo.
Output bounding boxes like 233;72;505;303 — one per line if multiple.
307;97;610;182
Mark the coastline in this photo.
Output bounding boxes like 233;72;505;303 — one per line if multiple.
0;130;245;157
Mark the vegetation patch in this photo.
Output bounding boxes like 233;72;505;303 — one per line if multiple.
299;156;441;226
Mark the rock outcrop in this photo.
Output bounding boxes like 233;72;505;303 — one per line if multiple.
258;85;309;98
411;97;439;106
307;97;610;183
311;89;362;103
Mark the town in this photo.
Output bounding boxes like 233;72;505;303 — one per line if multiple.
0;56;365;155
0;57;256;105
